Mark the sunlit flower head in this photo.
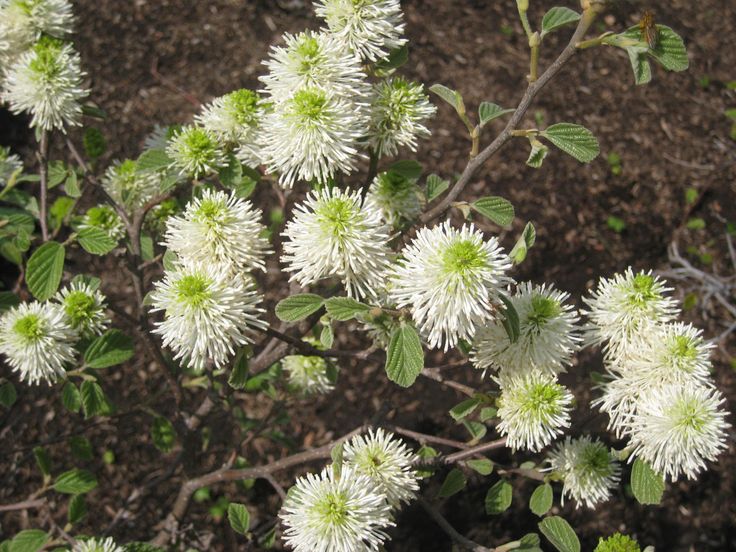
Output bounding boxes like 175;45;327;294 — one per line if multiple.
150;263;266;371
163;189;270;274
472;282;581;379
72;537;124;552
366;78;435;158
2;37;88;131
283;353;337;395
0;146;22;185
102;159;161;213
389;222;513;351
547;436;621;509
0;0;74;64
314;0;406;62
54;280;109;338
0;301;77;385
628;384;729;481
260;30;369;102
592;373;641;438
166;125;227;179
365;170;423;227
594;534;641;552
583;268;679;361
280;464;393;552
260;86;368;188
281;187;393;299
143;124;181;151
343;428;419;509
77;204;125;242
195;88;266;168
496;370;573;452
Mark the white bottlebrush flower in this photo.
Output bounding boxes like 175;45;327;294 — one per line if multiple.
260;30;369;102
72;537;124;552
0;301;77;385
389;222;513;351
281;187;393;299
582;268;679;361
259;86;367;188
496;371;573;452
195;88;265;167
2;37;88;131
314;0;406;62
280;464;393;552
366;77;436;158
592;373;641;438
283;353;336;395
472;282;581;379
166;125;227;179
547;436;621;509
149;263;266;371
628;384;729;481
365;170;423;227
101;159;160;213
143;124;181;151
77;204;126;242
54;281;109;338
0;0;74;65
163;189;270;274
343;428;419;509
0;146;22;185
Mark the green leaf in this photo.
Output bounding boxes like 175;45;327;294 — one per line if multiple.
649;26;689;72
49;197;75;231
479;406;497;422
467;458;494;475
389;160;423;180
33;447;52;477
0;381;16;408
84;329;134;368
26;241;65;301
526;138;549;168
136;149;172;173
81;104;107;119
607;216;626;233
541;7;581;36
151;416;177;453
626;47;652;85
542;123;600;163
375;44;409;73
162;249;178;271
69;436;93;460
275;294;324;322
463;419;487;442
331;443;344;478
324;297;371;321
83;128;106;159
228;349;249;389
449;398;480;421
499;293;520;343
0;291;20;313
631;458;664;505
53;468;98;494
539;516;580;552
78;227;118;255
519;533;543;551
228;502;251;535
9;530;49;552
140;234;154;261
385;323;424;388
478;102;514;126
686;217;706;230
438;468;466;498
485;479;513;514
68;494;87;524
426;174;450;202
472;196;514;226
529;483;553;516
61;382;82;412
429;84;462;111
320;323;334;349
48;161;68;188
509;222;536;264
80;380;112;418
64;170;80;198
219;154;243;188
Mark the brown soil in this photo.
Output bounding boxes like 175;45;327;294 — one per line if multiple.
1;1;735;551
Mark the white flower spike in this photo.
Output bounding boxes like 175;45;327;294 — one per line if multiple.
283;353;336;395
365;170;423;227
72;537;124;552
54;280;110;339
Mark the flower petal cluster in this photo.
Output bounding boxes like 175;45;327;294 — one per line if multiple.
496;371;573;452
166;125;227;179
313;0;407;62
282;187;393;299
365;170;423;227
54;280;109;338
2;37;88;131
0;301;77;385
546;436;621;509
0;0;74;65
366;77;436;158
163;189;269;274
594;534;641;552
283;353;336;395
77;204;126;242
72;537;124;552
472;282;581;379
389;222;512;350
101;159;161;213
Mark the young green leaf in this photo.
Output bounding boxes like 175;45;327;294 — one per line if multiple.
429;84;462;111
69;436;93;460
275;294;324;322
485;479;513;514
80;381;113;418
320;323;334;349
385;323;424;388
509;221;536;264
526;139;549;169
529;483;553;516
426;174;450;202
472;196;515;227
646;26;689;72
8;530;49;552
61;382;82;412
26;241;65;301
68;494;87;524
542;123;600;163
467;458;494;476
541;7;581;37
324;297;371;321
0;381;16;408
438;468;467;498
84;330;134;368
228;503;251;535
0;291;20;313
33;446;52;478
449;398;480;421
78;227;118;255
53;469;98;494
631;458;665;505
375;44;409;73
478;102;514;126
498;293;520;343
64;171;80;198
626;47;653;85
389;160;423;180
136;149;173;173
539;516;580;552
228;349;249;389
151;416;177;453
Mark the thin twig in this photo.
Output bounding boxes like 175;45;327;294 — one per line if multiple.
0;498;46;512
418;497;493;552
387;425;470;450
37;131;49;242
443;438;507;464
420;367;476;397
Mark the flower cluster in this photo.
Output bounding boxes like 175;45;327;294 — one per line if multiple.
280;429;418;551
283;352;337;395
101;159;162;214
0;0;74;66
0;146;23;185
365;169;423;227
72;537;124;552
585;268;730;481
